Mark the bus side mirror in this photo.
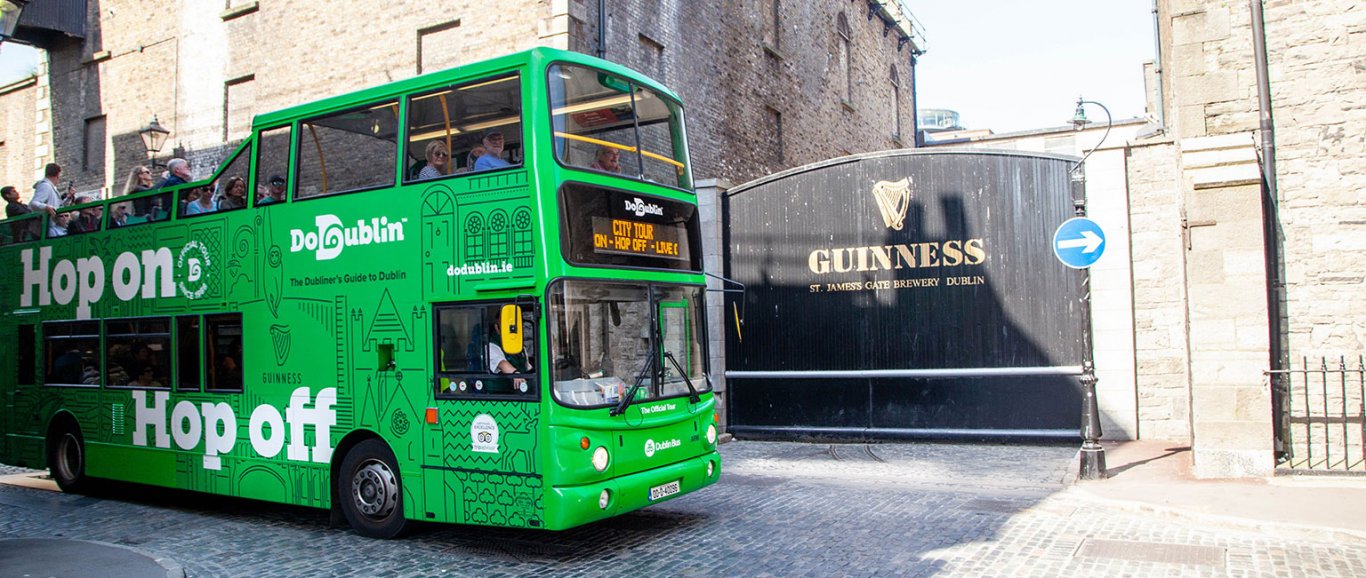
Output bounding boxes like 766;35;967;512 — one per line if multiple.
501;304;523;355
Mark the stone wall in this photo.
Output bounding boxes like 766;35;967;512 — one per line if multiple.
1260;1;1366;359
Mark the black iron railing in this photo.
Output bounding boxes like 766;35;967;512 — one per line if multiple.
1270;356;1366;472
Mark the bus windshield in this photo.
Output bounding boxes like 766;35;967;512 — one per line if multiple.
549;64;690;189
549;281;709;408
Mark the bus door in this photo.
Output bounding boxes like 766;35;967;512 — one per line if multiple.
426;300;542;525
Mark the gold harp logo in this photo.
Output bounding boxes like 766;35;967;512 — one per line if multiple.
872;177;912;231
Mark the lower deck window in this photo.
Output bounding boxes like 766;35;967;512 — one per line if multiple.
205;314;243;392
105;318;172;388
43;321;101;386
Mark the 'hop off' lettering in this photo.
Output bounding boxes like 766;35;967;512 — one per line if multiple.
133;387;337;470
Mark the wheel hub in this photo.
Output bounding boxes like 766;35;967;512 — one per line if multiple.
351;460;397;518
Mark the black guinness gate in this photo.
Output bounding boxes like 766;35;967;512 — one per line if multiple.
722;150;1085;439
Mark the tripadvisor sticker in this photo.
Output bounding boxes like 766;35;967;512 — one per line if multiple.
471;414;499;454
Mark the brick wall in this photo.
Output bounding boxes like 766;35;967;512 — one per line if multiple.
577;0;916;185
0;77;38;200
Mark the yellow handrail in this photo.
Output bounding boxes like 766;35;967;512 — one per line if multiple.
552;131;685;173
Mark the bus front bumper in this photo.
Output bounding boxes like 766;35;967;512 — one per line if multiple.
542;449;721;530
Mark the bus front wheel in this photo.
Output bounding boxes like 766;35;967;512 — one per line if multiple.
338;439;408;539
48;426;89;493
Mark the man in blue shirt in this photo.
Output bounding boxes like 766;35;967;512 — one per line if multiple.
473;130;512;172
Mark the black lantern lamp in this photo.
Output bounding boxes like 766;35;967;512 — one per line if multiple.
139;115;170;168
0;0;28;44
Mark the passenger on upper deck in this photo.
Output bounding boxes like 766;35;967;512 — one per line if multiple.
473;130;511;172
419;142;449;180
590;146;622;173
258;175;286;204
69;203;102;233
30;163;65;216
184;186;217;215
47;212;70;237
218;176;248;210
465;145;486;172
158;159;192;189
109;204;128;228
4;186;31;218
123;166;154;196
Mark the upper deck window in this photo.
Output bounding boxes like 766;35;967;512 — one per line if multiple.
548;64;690;190
297;101;400;199
405;73;523;182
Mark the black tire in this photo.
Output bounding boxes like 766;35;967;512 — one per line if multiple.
338;439;408;539
48;425;89;493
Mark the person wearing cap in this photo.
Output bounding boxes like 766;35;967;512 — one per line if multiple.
473;130;511;172
259;175;287;205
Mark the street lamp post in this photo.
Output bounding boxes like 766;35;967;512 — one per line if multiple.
139;115;170;169
1069;97;1111;481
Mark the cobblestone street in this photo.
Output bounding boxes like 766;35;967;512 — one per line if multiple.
3;441;1365;577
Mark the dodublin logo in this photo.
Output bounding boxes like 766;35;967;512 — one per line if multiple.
871;178;912;231
177;240;212;299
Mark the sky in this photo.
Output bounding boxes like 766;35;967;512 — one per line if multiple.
909;0;1156;133
0;2;1156;132
0;42;36;84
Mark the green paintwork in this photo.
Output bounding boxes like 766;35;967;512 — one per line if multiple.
0;48;719;531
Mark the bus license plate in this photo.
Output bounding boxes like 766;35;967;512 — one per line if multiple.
648;480;681;501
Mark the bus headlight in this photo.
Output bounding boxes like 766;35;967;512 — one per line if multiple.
592;446;609;472
599;489;611;509
706;424;717;445
707;460;714;478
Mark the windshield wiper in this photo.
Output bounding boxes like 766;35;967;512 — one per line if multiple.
663;351;701;403
610;353;655;416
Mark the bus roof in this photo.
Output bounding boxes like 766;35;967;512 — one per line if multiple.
253;47;684;131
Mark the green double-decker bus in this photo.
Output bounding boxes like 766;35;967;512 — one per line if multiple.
0;48;719;538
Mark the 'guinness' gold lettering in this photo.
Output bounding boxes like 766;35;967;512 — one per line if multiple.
807;239;986;275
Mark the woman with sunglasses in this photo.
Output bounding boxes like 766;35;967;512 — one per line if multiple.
419;140;450;180
122;165;155;196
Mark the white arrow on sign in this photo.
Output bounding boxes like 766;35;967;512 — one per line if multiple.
1057;230;1104;253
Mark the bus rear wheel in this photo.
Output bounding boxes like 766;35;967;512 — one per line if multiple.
338;439;408;539
49;426;89;493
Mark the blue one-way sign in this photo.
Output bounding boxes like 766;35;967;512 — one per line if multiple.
1053;217;1106;269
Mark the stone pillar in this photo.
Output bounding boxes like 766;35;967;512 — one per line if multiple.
1181;133;1274;477
696;178;731;431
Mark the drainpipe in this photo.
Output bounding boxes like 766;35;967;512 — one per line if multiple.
1251;0;1287;457
910;50;921;147
1150;0;1165;129
597;0;607;59
1251;0;1276;203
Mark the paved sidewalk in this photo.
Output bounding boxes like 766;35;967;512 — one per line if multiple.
1066;440;1366;542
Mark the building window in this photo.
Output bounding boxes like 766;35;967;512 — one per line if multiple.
836;12;852;105
765;0;781;50
83;116;106;173
224;75;256;142
766;106;783;166
890;65;902;141
417;19;462;75
639;33;665;81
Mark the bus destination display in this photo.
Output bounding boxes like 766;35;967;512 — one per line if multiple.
592;217;686;260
